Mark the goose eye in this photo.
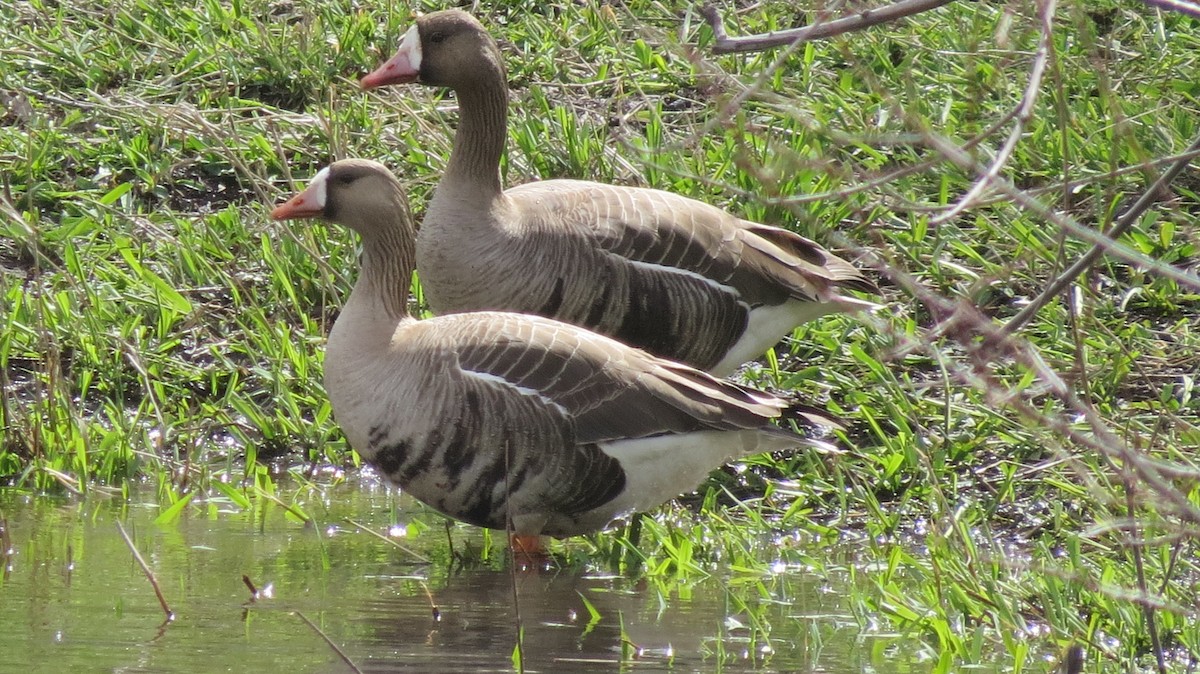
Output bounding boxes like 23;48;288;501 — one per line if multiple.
335;173;356;185
429;31;446;43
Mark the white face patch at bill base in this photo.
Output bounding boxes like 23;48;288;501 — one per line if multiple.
397;25;422;72
307;166;331;209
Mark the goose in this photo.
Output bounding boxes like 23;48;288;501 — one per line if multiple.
359;9;878;377
269;158;838;538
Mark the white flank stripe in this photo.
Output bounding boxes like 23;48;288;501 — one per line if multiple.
461;368;568;416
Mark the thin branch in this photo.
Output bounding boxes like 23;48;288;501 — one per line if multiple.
700;0;956;54
115;521;174;621
503;437;526;674
295;611;363;674
932;0;1054;224
343;519;432;564
920;121;1200;292
999;129;1200;337
242;574;261;601
0;516;12;577
877;260;1200;528
1137;0;1200;18
419;581;441;622
1124;471;1168;674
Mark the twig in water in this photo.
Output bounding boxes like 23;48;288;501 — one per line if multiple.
1;516;12;580
503;438;526;674
295;611;363;674
344;519;432;564
253;488;311;524
242;574;273;602
419;581;441;622
699;0;954;54
242;574;258;599
115;521;174;621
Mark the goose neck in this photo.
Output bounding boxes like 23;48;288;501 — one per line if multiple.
443;74;508;197
352;219;416;323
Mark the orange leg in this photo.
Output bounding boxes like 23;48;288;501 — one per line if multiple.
509;533;547;556
508;533;552;570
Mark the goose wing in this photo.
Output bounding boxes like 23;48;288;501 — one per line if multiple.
512;180;876;306
398;312;802;524
444;312;792;446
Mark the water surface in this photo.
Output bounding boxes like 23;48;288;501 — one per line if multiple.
1;476;947;673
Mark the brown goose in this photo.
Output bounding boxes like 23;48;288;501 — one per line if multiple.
270;159;837;538
360;9;878;376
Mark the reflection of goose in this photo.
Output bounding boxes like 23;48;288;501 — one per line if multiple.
353;567;747;671
360;9;877;376
271;160;837;538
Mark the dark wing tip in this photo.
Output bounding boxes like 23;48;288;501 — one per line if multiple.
839;274;882;295
779;400;844;432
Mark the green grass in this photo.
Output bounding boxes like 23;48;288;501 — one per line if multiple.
3;0;1200;670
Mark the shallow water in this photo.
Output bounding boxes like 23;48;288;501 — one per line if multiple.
0;476;960;673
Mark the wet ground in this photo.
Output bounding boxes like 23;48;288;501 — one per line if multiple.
0;476;962;673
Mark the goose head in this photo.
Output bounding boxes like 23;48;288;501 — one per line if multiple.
360;9;503;91
270;159;407;238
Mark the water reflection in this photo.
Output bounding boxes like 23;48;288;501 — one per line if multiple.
351;565;821;673
0;481;938;673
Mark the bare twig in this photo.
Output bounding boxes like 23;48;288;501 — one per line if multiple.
0;516;12;581
877;258;1200;528
295;611;363;674
503;439;526;674
1137;0;1200;18
1124;471;1168;674
115;521;174;621
419;581;441;622
932;0;1054;225
700;0;955;54
344;519;432;564
919;119;1200;292
241;574;260;601
241;574;274;601
999;130;1200;336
